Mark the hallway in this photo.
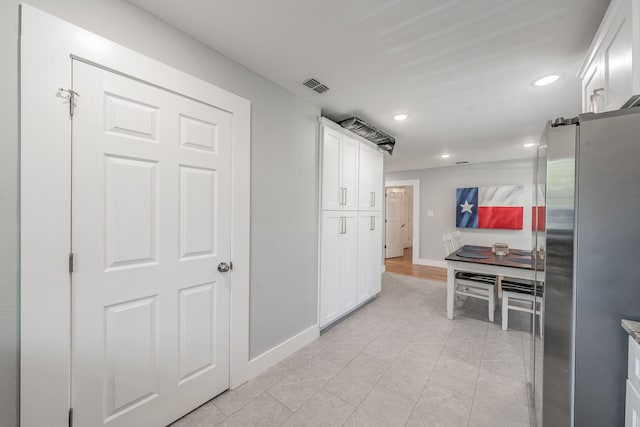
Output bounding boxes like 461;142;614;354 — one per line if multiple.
384;248;447;282
173;273;532;427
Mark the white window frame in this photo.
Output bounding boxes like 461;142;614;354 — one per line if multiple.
20;5;251;426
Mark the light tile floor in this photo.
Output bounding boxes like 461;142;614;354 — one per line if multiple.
171;273;533;427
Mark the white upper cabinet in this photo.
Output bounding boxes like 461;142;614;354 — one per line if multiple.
358;142;384;211
580;0;640;113
341;136;359;211
321;126;359;210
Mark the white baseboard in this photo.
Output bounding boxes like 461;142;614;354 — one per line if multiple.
244;323;319;384
415;258;447;268
381;264;386;273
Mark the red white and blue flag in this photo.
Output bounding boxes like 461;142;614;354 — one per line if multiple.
456;185;524;230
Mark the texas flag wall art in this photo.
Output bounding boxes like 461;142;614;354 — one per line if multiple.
456;185;524;230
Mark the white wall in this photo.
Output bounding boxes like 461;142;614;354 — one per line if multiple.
0;2;320;425
386;158;535;265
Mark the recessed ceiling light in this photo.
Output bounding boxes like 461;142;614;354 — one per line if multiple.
393;114;408;121
533;74;560;86
440;153;451;159
522;142;537;148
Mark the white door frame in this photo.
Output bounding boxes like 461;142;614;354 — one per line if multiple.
20;5;251;426
385;179;420;265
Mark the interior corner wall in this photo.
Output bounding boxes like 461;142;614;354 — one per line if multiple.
0;2;320;425
386;158;535;263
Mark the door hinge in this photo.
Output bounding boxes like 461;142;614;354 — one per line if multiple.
58;88;79;118
68;408;73;427
69;253;75;273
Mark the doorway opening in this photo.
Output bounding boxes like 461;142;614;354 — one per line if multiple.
384;179;446;282
384;185;413;259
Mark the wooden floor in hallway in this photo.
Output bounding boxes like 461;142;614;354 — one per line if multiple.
385;248;447;282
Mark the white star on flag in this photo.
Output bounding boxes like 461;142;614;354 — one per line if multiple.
460;200;474;214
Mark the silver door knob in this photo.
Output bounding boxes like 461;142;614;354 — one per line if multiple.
218;262;230;273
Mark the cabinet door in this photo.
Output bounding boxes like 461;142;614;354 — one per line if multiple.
340;213;358;312
626;380;640;427
322;128;342;210
603;0;634;111
583;58;605;113
358;143;384;211
341;136;359;211
320;212;343;327
369;212;383;295
357;213;382;304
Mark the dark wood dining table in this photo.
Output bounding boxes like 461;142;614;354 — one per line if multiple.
444;246;544;319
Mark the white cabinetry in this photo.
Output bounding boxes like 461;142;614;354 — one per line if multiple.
579;0;640;113
358;142;384;211
318;118;384;328
627;336;640;426
321;127;359;211
320;212;358;327
357;212;382;304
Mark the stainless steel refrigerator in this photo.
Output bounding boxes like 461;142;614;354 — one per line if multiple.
533;106;640;426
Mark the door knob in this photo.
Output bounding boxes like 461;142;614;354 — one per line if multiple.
218;262;230;273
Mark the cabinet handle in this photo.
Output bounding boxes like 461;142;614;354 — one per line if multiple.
344;188;348;206
370;191;375;207
342;217;346;234
370;216;375;230
590;88;604;113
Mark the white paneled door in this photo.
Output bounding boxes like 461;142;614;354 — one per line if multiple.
385;188;405;258
71;60;231;427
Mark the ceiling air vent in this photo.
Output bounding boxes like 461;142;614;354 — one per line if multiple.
303;78;330;94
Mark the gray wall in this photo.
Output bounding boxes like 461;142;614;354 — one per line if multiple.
386;158;535;262
0;2;320;425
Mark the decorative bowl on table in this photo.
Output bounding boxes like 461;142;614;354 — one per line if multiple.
494;243;509;256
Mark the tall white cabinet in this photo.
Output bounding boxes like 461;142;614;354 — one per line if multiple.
319;118;384;328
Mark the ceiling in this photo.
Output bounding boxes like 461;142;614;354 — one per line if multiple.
128;0;610;172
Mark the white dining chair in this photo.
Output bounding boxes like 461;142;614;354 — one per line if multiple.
442;233;456;255
501;278;544;336
443;233;497;322
452;230;464;250
455;272;498;322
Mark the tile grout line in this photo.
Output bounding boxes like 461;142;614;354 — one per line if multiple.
305;310;395;426
339;305;434;426
403;312;454;426
268;331;367;422
520;313;533;427
212;363;295;419
466;321;489;427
